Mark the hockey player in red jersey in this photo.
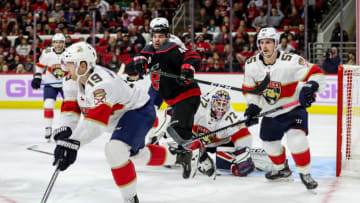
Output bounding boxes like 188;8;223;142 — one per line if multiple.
52;42;198;203
242;27;325;189
31;33;67;140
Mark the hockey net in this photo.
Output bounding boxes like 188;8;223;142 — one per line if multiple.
337;65;360;177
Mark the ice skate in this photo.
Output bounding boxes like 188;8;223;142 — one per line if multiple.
265;159;292;181
45;127;52;141
124;194;139;203
170;146;200;179
299;173;318;190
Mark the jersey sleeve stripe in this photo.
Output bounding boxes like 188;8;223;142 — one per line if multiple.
279;81;298;98
84;103;112;126
155;44;178;53
36;62;46;68
301;64;324;82
231;128;251;144
61;100;81;115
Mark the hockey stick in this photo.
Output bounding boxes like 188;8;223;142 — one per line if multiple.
27;145;54;156
150;70;270;95
41;163;60;203
41;82;62;86
192;100;300;141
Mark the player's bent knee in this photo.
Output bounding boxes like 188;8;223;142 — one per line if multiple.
105;140;131;168
286;129;309;152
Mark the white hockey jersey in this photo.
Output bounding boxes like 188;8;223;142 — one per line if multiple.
35;47;67;88
60;65;150;145
192;95;250;148
242;51;325;117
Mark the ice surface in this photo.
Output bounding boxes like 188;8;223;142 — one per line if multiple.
0;109;359;203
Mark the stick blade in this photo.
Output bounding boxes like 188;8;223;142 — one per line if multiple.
252;74;270;94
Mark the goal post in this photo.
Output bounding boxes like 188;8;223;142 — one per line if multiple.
337;65;360;177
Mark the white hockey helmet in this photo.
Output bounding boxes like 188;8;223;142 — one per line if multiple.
52;33;65;43
256;27;279;50
150;17;170;37
61;42;97;77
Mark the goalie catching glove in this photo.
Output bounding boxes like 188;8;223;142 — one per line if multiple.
53;138;80;171
231;147;255;177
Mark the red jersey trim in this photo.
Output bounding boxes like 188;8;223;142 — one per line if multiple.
155;44;178;54
36;62;46;69
164;88;201;106
61;100;81;115
84;103;112;126
302;64;324;82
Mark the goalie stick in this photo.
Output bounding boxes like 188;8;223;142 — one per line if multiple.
191;100;300;142
150;70;270;95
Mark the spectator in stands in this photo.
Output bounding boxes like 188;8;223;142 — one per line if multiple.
208;18;220;33
5;47;16;64
9;55;25;73
31;0;47;13
65;35;73;47
23;55;34;72
0;32;11;49
295;24;305;52
96;0;110;16
248;34;257;53
247;1;259;25
199;7;210;27
16;38;31;58
128;24;146;51
201;27;213;43
277;37;296;53
195;34;211;58
345;52;355;65
141;3;152;19
133;11;146;27
287;33;298;51
280;25;291;39
252;8;267;29
330;22;349;45
50;3;65;23
207;51;225;72
86;32;101;46
121;13;131;27
107;55;121;73
288;6;303;27
201;0;216;17
213;26;231;44
322;46;341;74
267;7;284;28
0;57;9;73
213;8;223;26
96;54;105;67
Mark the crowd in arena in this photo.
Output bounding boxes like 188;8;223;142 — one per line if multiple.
0;0;349;74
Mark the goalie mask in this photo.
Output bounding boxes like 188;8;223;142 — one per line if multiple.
61;42;97;79
211;90;231;120
150;17;170;37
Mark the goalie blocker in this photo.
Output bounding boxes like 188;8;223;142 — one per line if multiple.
216;146;274;173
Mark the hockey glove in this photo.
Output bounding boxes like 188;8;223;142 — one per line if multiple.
133;55;148;75
177;64;195;86
53;126;72;141
231;147;255;177
53;138;80;171
31;73;42;89
299;81;319;108
244;104;261;127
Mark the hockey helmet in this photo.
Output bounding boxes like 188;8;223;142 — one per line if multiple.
52;33;65;43
211;90;231;120
61;42;97;77
256;27;279;50
150;17;170;37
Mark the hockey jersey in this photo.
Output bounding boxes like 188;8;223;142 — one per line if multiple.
60;65;149;145
242;51;325;117
35;47;66;88
192;95;250;148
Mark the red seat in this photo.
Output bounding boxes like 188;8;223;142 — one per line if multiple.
216;44;225;56
96;46;107;55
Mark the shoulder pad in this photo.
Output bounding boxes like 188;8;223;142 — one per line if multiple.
141;45;155;53
158;42;178;52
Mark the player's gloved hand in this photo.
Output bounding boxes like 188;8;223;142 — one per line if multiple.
53;126;72;141
177;64;195;86
31;73;42;89
231;147;255;177
133;55;148;75
299;81;319;108
53;138;80;171
244;104;261;127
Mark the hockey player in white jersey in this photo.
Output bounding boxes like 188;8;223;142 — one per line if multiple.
31;33;67;140
52;42;198;203
242;27;325;189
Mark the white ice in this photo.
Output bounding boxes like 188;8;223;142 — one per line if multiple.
0;109;360;203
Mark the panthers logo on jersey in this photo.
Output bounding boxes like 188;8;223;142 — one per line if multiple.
262;81;281;105
52;64;66;80
195;125;215;145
